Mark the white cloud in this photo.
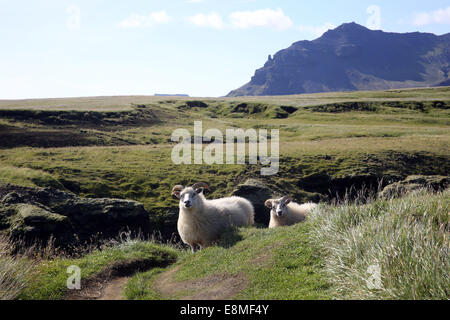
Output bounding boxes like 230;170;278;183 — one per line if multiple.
186;8;294;31
297;22;336;37
150;11;172;24
119;10;172;28
413;6;450;26
187;12;225;29
229;8;293;30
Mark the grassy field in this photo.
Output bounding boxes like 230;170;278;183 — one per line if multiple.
0;88;448;214
1;86;449;111
0;87;449;300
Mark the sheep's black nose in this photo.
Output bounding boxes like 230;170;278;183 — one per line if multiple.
277;211;283;216
184;200;191;207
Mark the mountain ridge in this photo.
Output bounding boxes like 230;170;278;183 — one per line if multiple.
227;22;450;97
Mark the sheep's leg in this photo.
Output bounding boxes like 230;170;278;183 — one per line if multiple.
190;244;198;253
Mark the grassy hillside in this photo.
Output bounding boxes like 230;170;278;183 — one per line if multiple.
2;189;446;300
124;223;331;300
123;189;448;300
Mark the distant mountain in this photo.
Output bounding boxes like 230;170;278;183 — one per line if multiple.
228;22;450;96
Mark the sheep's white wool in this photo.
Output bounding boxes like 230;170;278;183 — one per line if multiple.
177;192;254;251
269;202;317;228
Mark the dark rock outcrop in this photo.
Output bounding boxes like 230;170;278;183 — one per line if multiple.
228;22;450;96
186;101;209;109
297;172;403;200
0;184;152;246
231;179;283;226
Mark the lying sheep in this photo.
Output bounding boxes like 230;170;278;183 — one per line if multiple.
264;196;317;228
172;182;254;252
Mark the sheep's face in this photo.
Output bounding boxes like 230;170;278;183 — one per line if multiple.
172;184;209;211
178;187;204;210
265;196;291;218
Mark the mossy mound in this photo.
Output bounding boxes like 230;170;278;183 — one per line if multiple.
379;175;449;199
0;184;153;246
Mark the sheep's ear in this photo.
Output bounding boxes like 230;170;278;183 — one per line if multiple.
172;191;181;199
171;185;184;199
264;200;273;209
281;196;292;204
195;187;204;194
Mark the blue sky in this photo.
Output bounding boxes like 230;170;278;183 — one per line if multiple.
1;0;449;99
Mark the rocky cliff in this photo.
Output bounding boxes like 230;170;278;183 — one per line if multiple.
228;22;450;96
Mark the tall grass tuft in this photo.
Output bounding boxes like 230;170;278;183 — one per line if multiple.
309;188;449;300
0;237;35;300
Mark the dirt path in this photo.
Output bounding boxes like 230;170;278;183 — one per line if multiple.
97;277;130;300
153;265;248;300
64;276;130;300
64;244;276;300
64;258;170;300
150;243;280;300
66;265;248;300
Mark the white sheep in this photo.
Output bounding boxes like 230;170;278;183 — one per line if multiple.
264;196;317;228
171;182;255;252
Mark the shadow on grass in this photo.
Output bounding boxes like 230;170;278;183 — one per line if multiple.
218;226;245;249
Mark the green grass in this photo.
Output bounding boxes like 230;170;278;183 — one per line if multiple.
123;268;167;300
11;189;447;300
0;237;35;300
124;189;448;300
125;224;331;300
0;165;64;189
1;146;447;224
0;146;248;225
0;89;448;149
0;87;449;300
18;240;179;300
309;189;449;300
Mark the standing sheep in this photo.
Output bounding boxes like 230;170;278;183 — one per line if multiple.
172;182;254;252
264;196;317;228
